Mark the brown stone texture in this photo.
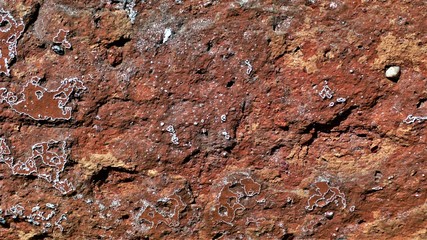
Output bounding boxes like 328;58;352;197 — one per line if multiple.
0;0;426;239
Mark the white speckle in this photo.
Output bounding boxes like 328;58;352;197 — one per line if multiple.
244;60;253;75
221;114;227;122
371;186;383;191
110;199;121;208
171;134;179;145
336;97;346;103
324;211;334;219
99;203;106;211
221;131;230;140
319;81;333;99
166;125;175;133
46;203;56;209
32;205;40;213
163;28;172;43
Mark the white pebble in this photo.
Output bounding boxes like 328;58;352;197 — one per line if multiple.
385;66;400;79
163;28;172;43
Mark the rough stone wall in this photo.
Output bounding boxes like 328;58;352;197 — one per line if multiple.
0;0;426;239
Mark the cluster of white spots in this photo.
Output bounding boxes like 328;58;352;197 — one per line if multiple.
5;204;24;219
106;0;137;24
221;130;230;140
319;81;334;100
1;202;67;232
213;173;261;225
166;125;179;145
125;0;137;24
110;199;121;208
318;81;347;107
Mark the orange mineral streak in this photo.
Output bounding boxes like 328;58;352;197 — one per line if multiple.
8;77;86;120
0;9;24;75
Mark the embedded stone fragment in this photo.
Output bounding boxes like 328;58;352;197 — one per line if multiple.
385;66;400;80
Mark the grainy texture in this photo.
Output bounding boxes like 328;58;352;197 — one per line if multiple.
0;0;426;239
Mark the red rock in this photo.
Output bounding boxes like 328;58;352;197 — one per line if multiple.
0;0;426;239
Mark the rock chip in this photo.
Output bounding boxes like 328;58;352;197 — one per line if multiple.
385;66;401;80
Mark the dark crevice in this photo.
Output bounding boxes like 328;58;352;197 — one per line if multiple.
206;40;213;52
269;143;284;155
302;106;358;146
416;98;427;108
28;232;49;240
90;166;138;186
23;3;41;32
212;232;224;240
281;233;295;240
223;140;237;153
181;148;200;164
310;106;357;133
106;37;131;48
226;79;235;88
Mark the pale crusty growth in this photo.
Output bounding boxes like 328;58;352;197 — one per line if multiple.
3;76;86;121
306;181;346;211
212;173;261;225
53;29;71;49
0;138;74;195
133;193;186;232
0;9;24;75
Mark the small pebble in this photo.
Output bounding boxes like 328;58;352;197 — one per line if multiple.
52;45;64;55
324;211;334;219
385;66;400;80
163;28;172;43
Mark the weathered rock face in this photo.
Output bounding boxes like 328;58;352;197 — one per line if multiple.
0;0;426;239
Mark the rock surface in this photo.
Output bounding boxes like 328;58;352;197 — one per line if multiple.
0;0;426;239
